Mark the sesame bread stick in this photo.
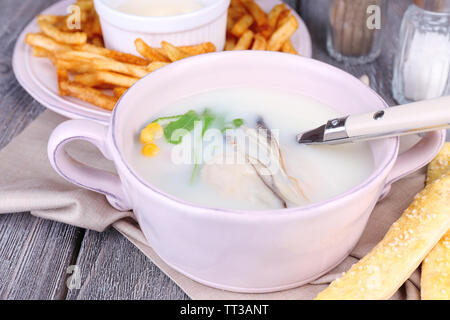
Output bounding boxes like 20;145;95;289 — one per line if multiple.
421;231;450;299
421;143;450;300
315;172;450;300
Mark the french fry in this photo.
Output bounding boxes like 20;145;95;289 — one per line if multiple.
75;0;94;10
113;87;128;98
92;58;150;78
73;72;101;87
161;41;191;62
79;10;90;24
268;3;287;29
25;33;71;53
251;33;267;50
37;14;66;25
225;37;237;51
230;0;243;7
268;15;299;51
241;0;272;38
233;30;254;50
95;71;139;88
84;13;102;38
61;11;89;31
231;14;254;37
227;14;236;34
240;0;267;24
315;172;450;300
228;5;248;21
178;42;216;55
55;50;108;62
74;43;150;65
75;0;95;17
55;59;93;74
59;80;117;110
146;61;170;73
134;38;170;62
56;67;69;83
73;0;94;33
95;83;118;90
100;49;149;66
32;46;51;58
258;24;274;40
89;36;104;47
38;20;87;45
281;40;298;54
421;143;450;300
227;6;247;34
276;9;291;28
92;14;102;35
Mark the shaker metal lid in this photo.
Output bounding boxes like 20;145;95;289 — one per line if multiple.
414;0;450;12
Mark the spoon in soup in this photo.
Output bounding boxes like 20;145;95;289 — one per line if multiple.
297;95;450;145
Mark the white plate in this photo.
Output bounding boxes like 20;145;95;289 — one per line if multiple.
12;0;313;123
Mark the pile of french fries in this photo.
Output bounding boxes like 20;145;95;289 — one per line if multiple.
24;0;300;111
226;0;299;53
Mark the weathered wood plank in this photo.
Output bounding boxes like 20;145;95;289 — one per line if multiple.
0;0;51;148
66;228;189;300
0;213;84;299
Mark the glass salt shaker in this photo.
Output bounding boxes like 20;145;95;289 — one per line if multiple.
327;0;388;65
393;0;450;104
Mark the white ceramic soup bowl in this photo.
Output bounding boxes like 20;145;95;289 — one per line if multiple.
94;0;230;55
47;51;445;293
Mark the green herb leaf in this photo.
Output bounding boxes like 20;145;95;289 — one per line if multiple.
163;110;200;144
151;115;182;127
232;118;244;128
201;108;215;136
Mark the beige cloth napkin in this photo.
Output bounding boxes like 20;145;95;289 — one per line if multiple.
0;110;425;300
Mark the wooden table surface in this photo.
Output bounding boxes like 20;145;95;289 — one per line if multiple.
0;0;430;299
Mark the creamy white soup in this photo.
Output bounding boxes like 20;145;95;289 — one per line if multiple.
116;0;204;17
130;87;374;211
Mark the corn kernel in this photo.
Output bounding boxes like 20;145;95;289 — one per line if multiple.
146;123;163;139
142;143;160;157
140;128;154;144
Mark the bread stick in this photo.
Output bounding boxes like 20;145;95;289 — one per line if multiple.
315;172;450;300
421;143;450;300
421;231;450;299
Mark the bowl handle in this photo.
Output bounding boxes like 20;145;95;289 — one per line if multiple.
380;130;446;199
47;119;132;211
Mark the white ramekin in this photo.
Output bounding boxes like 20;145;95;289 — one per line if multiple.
94;0;230;55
